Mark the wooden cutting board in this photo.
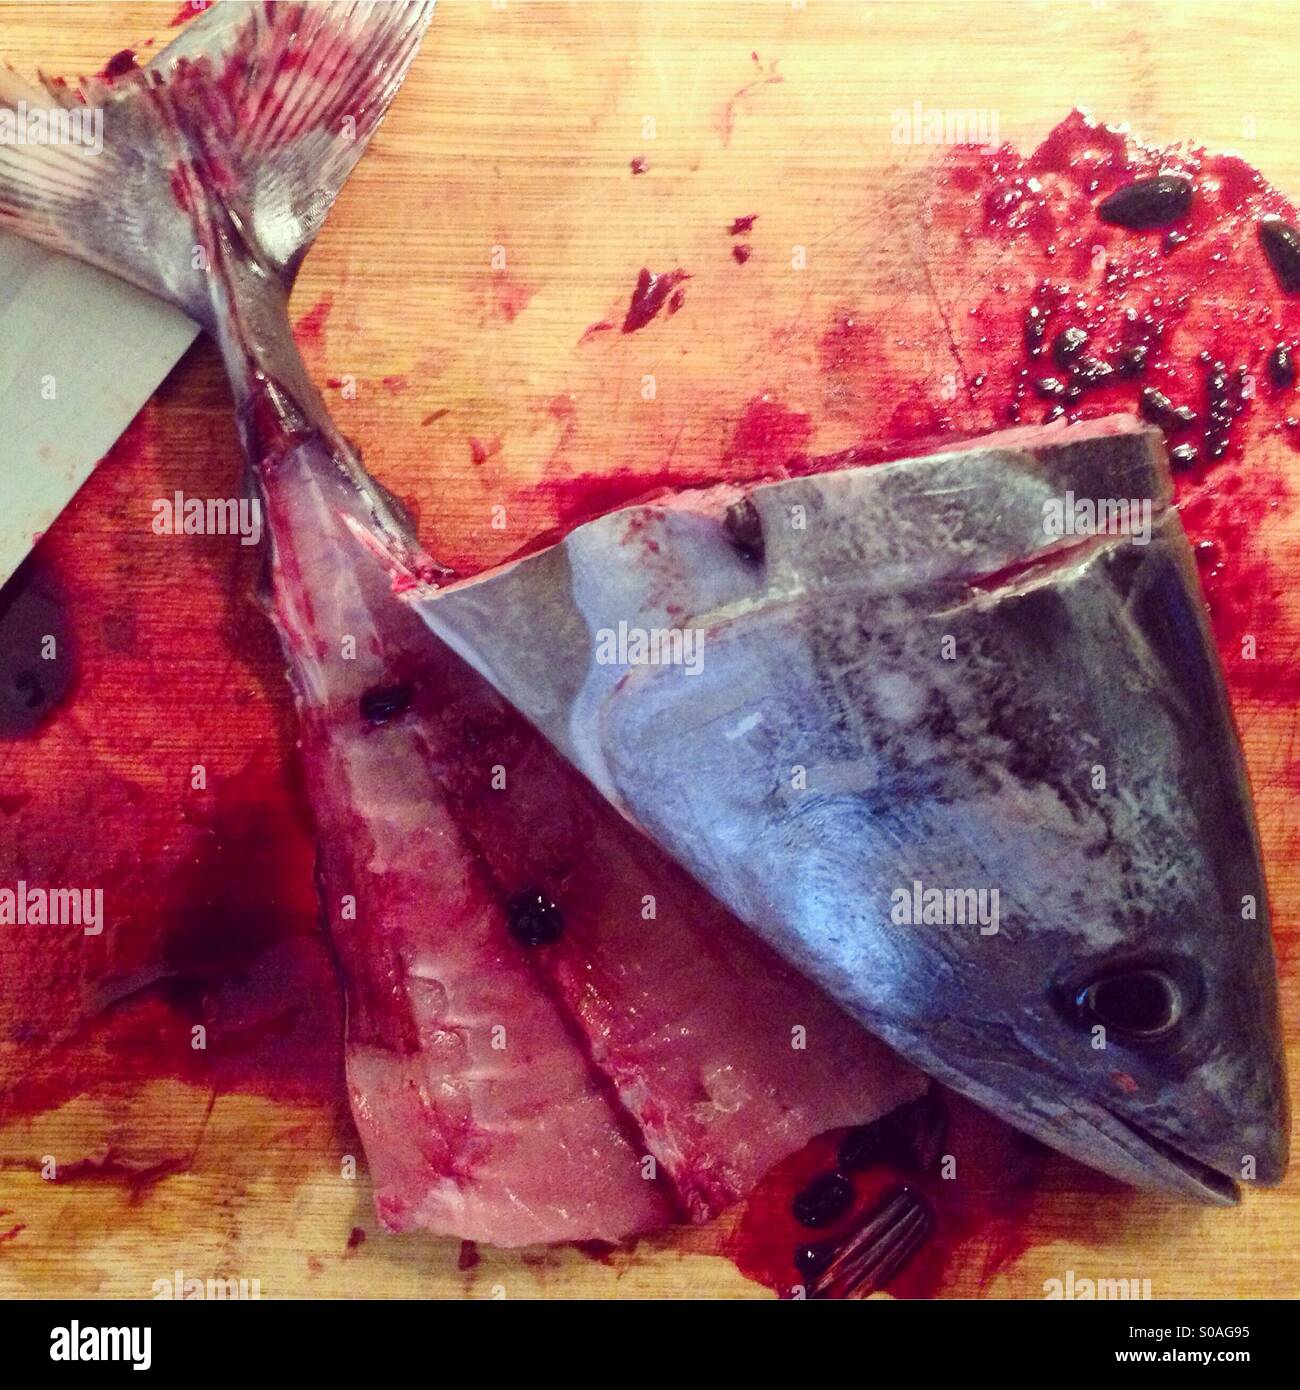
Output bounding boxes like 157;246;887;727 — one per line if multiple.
1;0;1297;1299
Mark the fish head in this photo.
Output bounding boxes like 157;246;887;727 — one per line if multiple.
409;416;1290;1202
829;638;1290;1208
592;529;1286;1204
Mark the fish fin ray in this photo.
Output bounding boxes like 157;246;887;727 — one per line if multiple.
0;1;434;314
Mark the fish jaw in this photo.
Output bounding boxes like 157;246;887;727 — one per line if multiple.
875;1033;1245;1206
407;415;1289;1202
873;961;1287;1204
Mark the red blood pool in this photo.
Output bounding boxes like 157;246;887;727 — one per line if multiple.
727;395;813;471
922;108;1300;711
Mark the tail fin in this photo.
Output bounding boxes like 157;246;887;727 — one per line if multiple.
0;1;437;587
0;0;434;326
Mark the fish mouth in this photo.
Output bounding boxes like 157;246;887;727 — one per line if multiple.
1013;1083;1255;1206
1093;1106;1240;1206
994;1076;1251;1206
898;1044;1252;1206
1006;1090;1244;1206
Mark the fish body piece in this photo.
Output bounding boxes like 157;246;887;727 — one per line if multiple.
409;414;1289;1204
265;438;924;1241
259;439;668;1244
0;0;925;1245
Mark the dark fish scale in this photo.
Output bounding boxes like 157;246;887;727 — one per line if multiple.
1140;387;1173;424
1170;443;1199;470
1071;355;1115;390
1201;361;1247;461
1116;344;1149;379
1268;343;1296;389
1052;326;1089;368
1140;387;1196;433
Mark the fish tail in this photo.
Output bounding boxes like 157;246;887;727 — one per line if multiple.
0;2;432;322
0;0;435;556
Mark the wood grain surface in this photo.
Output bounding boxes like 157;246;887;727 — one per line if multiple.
1;0;1298;1299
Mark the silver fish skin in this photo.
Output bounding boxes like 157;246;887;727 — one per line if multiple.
406;415;1289;1205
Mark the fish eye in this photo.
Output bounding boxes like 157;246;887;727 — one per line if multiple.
1075;968;1182;1039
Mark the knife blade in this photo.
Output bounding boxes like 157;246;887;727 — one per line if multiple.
0;230;197;588
0;2;280;591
